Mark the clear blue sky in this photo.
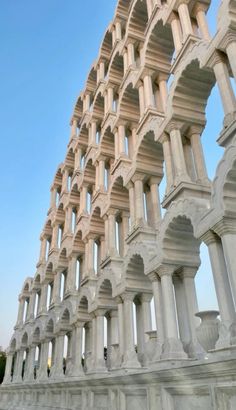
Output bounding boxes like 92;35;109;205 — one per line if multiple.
0;0;222;349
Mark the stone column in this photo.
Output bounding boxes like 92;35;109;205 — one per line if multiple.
99;61;105;81
226;39;236;83
70;118;78;139
150;274;165;345
117;297;124;360
51;224;59;249
143;74;154;109
201;231;235;331
133;176;145;225
162;134;174;194
28;291;36;320
182;267;204;357
38;340;49;380
149;178;162;228
24;345;36;382
69;322;84;376
50;186;57;208
169;12;183;54
65;206;72;234
195;4;211;40
127;181;135;228
121;212;129;255
39;237;47;262
169;127;190;184
114;129;119;160
122;293;141;368
80;185;88;214
87;237;95;276
115;21;122;40
52;271;61;305
39;283;48;315
16;298;25;327
178;2;193;41
66;256;77;293
51;333;65;378
212;52;236;119
94;310;107;371
127;42;135;67
104;215;109;257
2;352;14;384
75;147;82;171
138;82;145;117
158;266;187;359
84;93;90;112
108;211;117;256
159;75;168;112
189;127;209;184
99;159;105;190
62;168;69;193
118;124;126;156
14;349;25;383
107;87;114;112
123;49;128;73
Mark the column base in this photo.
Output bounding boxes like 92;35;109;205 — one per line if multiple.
161;338;187;360
185;339;205;359
122;349;141;369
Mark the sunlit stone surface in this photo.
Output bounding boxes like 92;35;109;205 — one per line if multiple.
1;0;236;409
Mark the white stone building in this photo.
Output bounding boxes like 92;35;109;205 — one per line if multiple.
1;0;236;409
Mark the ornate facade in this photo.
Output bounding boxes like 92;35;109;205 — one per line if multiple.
1;0;236;409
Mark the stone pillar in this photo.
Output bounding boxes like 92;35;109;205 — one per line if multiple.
94;310;107;371
114;129;119;160
51;333;65;378
122;293;141;368
51;224;59;249
226;39;236;83
138;82;145;117
189;127;209;184
39;283;48;315
149;178;162;228
75;147;82;171
65;206;72;234
39;237;47;262
115;21;122;40
182;268;204;357
118;124;126;156
127;42;135;67
99;60;105;81
14;349;25;382
201;232;235;332
169;127;190;184
70;117;78;139
162;134;174;193
69;322;84;376
121;212;129;255
52;271;61;305
170;12;183;54
178;2;193;41
127;181;135;228
28;291;36;320
143;74;154;109
107;87;114;112
195;4;211;40
133;176;145;225
66;256;77;293
87;237;95;276
24;345;36;382
117;297;124;360
150;275;165;345
62;168;69;193
108;211;117;256
80;185;88;214
3;352;14;384
99;159;105;190
104;215;109;257
84;93;90;112
123;49;128;73
212;52;236;119
16;298;25;327
159;75;168;112
158;266;187;359
38;340;49;380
